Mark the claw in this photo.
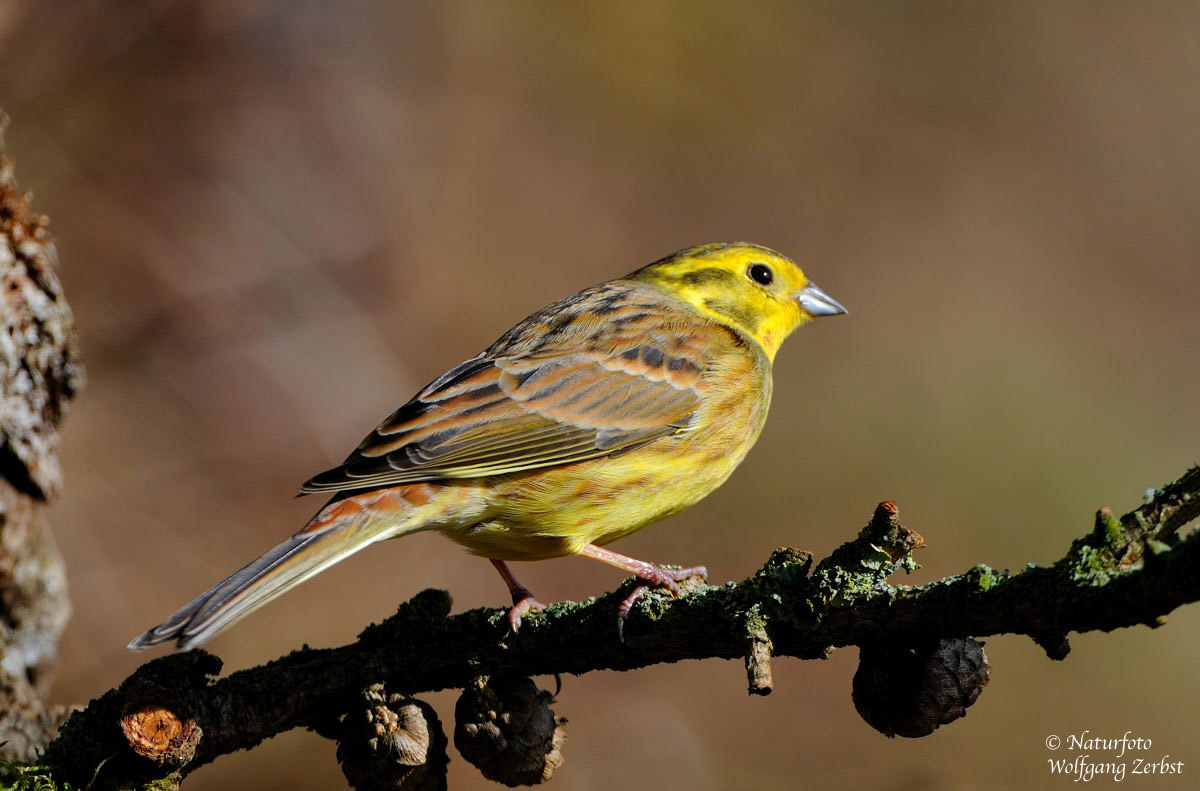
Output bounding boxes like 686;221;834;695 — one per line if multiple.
610;562;708;642
506;592;546;632
616;585;649;642
490;559;546;632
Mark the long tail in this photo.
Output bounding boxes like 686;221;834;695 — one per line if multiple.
129;488;423;651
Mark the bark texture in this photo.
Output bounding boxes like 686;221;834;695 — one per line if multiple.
23;464;1200;790
0;116;85;761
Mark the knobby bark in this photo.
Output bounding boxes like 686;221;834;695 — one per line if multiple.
0;115;85;762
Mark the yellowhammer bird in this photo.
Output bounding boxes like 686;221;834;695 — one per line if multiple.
129;242;845;650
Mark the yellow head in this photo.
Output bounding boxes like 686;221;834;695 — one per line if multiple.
629;242;846;359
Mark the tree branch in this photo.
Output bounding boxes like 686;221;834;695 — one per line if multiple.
19;464;1199;790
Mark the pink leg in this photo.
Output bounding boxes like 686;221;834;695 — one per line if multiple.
578;544;707;640
490;559;546;632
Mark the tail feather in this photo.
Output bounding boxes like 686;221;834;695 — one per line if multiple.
129;493;405;651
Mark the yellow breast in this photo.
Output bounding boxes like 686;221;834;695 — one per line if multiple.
441;338;772;561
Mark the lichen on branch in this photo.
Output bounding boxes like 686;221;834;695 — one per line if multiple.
11;465;1196;790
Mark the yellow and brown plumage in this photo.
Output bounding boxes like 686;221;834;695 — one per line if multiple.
130;242;845;650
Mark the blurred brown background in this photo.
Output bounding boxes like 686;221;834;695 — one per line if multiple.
2;1;1198;789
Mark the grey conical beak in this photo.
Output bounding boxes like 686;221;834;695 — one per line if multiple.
796;282;847;316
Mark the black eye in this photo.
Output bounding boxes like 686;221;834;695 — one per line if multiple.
747;263;774;286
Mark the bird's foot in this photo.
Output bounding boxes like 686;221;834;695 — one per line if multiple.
506;589;547;632
490;559;547;632
578;544;708;640
615;563;708;642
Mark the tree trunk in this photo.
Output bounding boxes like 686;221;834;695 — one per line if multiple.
0;114;85;760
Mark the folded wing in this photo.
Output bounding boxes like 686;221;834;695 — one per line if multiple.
301;288;715;493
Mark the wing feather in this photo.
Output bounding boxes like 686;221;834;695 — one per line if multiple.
300;283;719;494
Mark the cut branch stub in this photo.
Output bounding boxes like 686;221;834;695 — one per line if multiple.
43;650;221;787
743;606;774;696
119;699;201;767
745;627;774;696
